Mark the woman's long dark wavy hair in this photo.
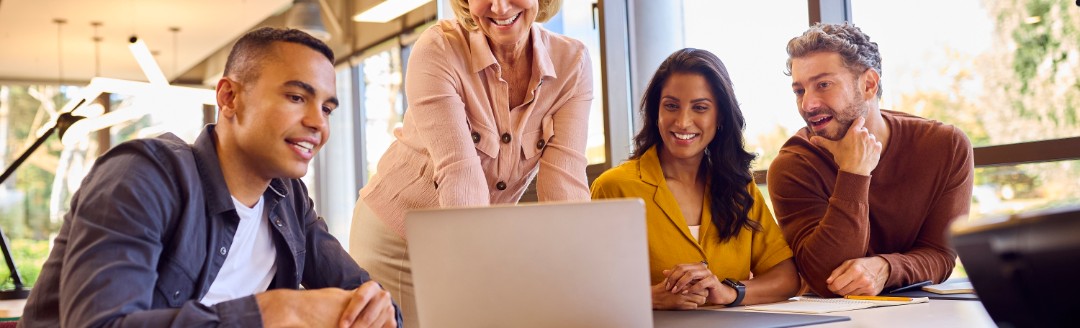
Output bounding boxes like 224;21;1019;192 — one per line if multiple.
631;48;760;241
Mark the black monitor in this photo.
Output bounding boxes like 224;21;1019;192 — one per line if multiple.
951;204;1080;328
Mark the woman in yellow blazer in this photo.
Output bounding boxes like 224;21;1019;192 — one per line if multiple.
592;48;799;310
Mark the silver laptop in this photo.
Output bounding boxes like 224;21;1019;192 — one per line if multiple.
407;199;652;328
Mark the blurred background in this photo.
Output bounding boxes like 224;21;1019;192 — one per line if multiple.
1;0;1077;289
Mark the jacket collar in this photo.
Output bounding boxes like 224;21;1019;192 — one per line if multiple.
191;125;288;216
637;145;664;187
637;145;713;249
467;23;557;82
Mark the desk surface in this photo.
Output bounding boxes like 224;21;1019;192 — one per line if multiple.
1;297;994;327
0;299;25;320
716;299;996;328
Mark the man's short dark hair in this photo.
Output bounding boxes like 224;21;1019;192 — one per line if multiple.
223;27;334;85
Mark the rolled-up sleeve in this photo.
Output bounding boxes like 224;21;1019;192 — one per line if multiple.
536;47;592;202
404;27;490;207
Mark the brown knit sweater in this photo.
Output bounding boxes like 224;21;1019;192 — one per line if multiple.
767;110;974;297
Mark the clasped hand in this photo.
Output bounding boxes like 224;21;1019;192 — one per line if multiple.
258;280;397;328
651;262;735;310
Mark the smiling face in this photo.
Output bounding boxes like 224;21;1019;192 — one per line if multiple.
220;41;338;180
468;0;539;48
790;52;871;140
657;73;719;163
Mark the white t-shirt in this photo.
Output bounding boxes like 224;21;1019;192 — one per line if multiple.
200;196;278;306
689;225;701;241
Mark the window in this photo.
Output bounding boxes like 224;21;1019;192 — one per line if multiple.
359;46;406;182
0;84;69;289
851;0;1080;220
0;83;208;288
549;0;607;165
682;1;811;171
307;65;361;244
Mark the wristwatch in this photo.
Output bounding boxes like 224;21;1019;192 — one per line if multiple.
722;278;746;307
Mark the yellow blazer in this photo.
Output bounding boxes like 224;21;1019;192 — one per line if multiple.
591;146;793;285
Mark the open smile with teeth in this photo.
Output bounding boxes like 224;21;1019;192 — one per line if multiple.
289;140;315;154
491;12;521;26
809;115;832;128
673;132;699;140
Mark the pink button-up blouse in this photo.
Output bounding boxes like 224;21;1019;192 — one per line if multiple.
359;19;593;238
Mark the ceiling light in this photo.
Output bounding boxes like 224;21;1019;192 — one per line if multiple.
287;0;331;41
128;36;169;85
353;0;432;23
56;77;217;148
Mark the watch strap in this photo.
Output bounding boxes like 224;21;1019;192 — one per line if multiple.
723;278;746;307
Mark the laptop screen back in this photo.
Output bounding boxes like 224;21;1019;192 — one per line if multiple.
406;199;652;328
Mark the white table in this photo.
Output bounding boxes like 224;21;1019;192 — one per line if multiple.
717;299;996;327
0;299;25;319
2;297;996;327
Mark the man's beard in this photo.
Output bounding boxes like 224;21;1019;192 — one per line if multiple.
807;93;868;141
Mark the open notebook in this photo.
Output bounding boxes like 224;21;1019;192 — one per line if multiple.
744;296;929;314
922;281;974;294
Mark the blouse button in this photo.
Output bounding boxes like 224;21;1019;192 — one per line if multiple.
495;181;507;190
536;139;546;149
275;219;284;227
500;133;511;144
471;132;480;144
219;247;227;256
173;290;180;299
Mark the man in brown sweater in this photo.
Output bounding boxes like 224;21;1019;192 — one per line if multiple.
768;23;975;297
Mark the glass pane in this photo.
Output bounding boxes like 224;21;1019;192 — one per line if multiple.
0;84;73;288
969;160;1080;221
361;47;405;181
546;0;607;164
852;0;1080;147
682;1;811;170
304;65;358;242
2;82;211;289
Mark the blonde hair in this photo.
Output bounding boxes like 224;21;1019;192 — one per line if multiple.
450;0;563;31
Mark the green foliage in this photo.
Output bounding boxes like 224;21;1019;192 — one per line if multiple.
1010;0;1055;96
983;0;1080;140
2;85;63;241
0;239;50;289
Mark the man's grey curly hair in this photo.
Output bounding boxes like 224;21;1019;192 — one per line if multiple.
785;22;883;98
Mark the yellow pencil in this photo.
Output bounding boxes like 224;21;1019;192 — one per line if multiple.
844;295;912;302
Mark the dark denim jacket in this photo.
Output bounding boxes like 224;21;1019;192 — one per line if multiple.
20;125;401;327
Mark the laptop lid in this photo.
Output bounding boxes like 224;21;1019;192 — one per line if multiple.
407;199;652;328
653;310;849;328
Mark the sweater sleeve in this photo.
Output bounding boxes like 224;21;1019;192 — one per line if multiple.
768;150;872;297
878;129;973;287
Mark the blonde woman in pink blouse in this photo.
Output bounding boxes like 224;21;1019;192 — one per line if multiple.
349;0;592;325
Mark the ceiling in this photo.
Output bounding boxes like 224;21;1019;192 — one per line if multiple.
0;0;293;85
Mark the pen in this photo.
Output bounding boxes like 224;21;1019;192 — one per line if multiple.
886;280;933;294
844;295;912;302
